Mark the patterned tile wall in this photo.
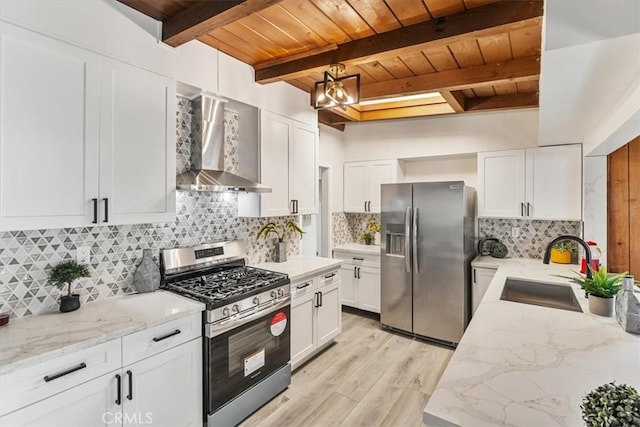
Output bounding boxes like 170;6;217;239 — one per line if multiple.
478;218;582;259
0;96;299;319
332;212;380;244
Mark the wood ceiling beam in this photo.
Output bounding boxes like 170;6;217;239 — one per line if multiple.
440;91;466;112
255;0;543;83
359;103;455;121
162;0;286;47
360;56;539;100
317;110;346;132
325;106;361;122
465;93;538;111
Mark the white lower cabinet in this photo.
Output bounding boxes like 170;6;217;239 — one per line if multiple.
0;313;202;427
290;269;342;370
334;250;381;313
472;266;497;315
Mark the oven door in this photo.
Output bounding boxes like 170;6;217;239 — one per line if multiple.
206;301;291;414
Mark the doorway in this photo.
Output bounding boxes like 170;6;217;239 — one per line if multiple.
318;166;330;257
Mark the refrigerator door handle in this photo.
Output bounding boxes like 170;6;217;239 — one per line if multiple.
404;207;411;273
413;207;419;273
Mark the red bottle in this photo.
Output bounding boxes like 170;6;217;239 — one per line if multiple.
580;241;600;274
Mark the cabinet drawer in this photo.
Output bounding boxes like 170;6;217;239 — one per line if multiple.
0;339;121;416
122;313;201;366
319;269;340;287
334;251;380;268
291;277;317;299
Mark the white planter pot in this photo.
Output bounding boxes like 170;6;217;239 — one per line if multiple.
589;295;614;317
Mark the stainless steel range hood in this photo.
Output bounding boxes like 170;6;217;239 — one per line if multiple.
176;94;271;193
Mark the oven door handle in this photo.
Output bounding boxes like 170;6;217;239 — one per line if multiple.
206;297;290;338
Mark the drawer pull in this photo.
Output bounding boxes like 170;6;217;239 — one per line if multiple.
296;283;311;289
115;374;122;405
126;370;133;400
43;362;87;383
152;329;181;342
324;273;336;279
353;257;364;261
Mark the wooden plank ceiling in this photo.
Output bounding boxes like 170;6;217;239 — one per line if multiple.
119;0;543;130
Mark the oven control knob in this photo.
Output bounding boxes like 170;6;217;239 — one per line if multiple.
277;288;285;297
253;297;260;306
270;290;278;298
232;304;240;314
222;307;230;316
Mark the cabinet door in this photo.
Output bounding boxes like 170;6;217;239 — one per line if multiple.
368;161;397;213
0;23;100;231
340;265;358;308
260;111;292;216
0;372;118;427
525;145;582;220
291;291;316;370
472;267;496;315
316;281;342;347
123;339;202;427
357;266;381;313
99;58;176;225
343;162;368;213
290;121;318;215
477;150;526;218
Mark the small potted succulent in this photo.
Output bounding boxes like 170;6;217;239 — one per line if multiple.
556;266;626;316
49;260;90;313
581;382;640;426
550;240;578;264
360;232;374;245
257;220;304;262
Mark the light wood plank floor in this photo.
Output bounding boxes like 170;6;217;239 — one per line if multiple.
240;309;454;427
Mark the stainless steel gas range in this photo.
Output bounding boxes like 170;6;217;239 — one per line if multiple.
160;240;291;427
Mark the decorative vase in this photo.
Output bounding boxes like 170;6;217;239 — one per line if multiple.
589;295;614;317
132;249;160;293
615;275;640;333
275;241;287;263
60;294;81;313
550;248;572;264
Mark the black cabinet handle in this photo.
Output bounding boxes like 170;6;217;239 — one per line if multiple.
296;200;299;214
473;269;477;284
44;362;87;383
353;267;357;278
319;291;323;307
356;267;361;279
92;199;98;224
367;201;371;212
115;374;122;405
126;370;133;400
296;282;311;289
353;257;364;261
520;202;524;217
526;202;531;217
152;329;181;342
102;198;109;222
314;292;319;308
324;273;336;279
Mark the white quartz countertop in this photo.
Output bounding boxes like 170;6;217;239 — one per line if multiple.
0;291;204;375
254;256;343;281
424;257;640;427
332;243;381;255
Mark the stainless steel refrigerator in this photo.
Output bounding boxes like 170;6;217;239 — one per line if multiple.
380;181;475;345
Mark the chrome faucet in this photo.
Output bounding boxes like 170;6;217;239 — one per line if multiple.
543;235;593;279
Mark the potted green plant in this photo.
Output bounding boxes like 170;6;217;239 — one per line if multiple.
257;220;304;262
581;382;640;426
49;260;90;313
360;232;374;245
556;266;626;316
550;240;578;264
366;220;381;245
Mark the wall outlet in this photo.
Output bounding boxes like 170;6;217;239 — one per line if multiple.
511;227;520;238
77;246;90;264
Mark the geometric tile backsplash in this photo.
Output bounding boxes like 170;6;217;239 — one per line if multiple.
478;218;582;259
332;212;380;245
0;96;299;319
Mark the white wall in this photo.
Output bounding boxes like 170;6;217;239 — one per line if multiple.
318;125;346;213
343;109;539;161
400;155;477;188
583;156;607;265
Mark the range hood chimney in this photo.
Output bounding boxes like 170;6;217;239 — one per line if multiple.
176;94;271;193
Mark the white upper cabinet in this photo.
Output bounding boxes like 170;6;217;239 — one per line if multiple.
477;144;582;220
477;150;526;218
0;24;176;231
99;58;176;225
343;160;398;213
239;110;318;217
0;23;100;231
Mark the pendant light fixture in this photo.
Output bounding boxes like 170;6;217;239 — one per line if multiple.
313;63;360;109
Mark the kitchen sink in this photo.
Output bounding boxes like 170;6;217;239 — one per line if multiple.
500;278;583;312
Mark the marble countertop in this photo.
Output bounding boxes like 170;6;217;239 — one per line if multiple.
254;256;343;282
0;291;204;375
332;243;381;255
470;255;511;269
424;257;640;427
